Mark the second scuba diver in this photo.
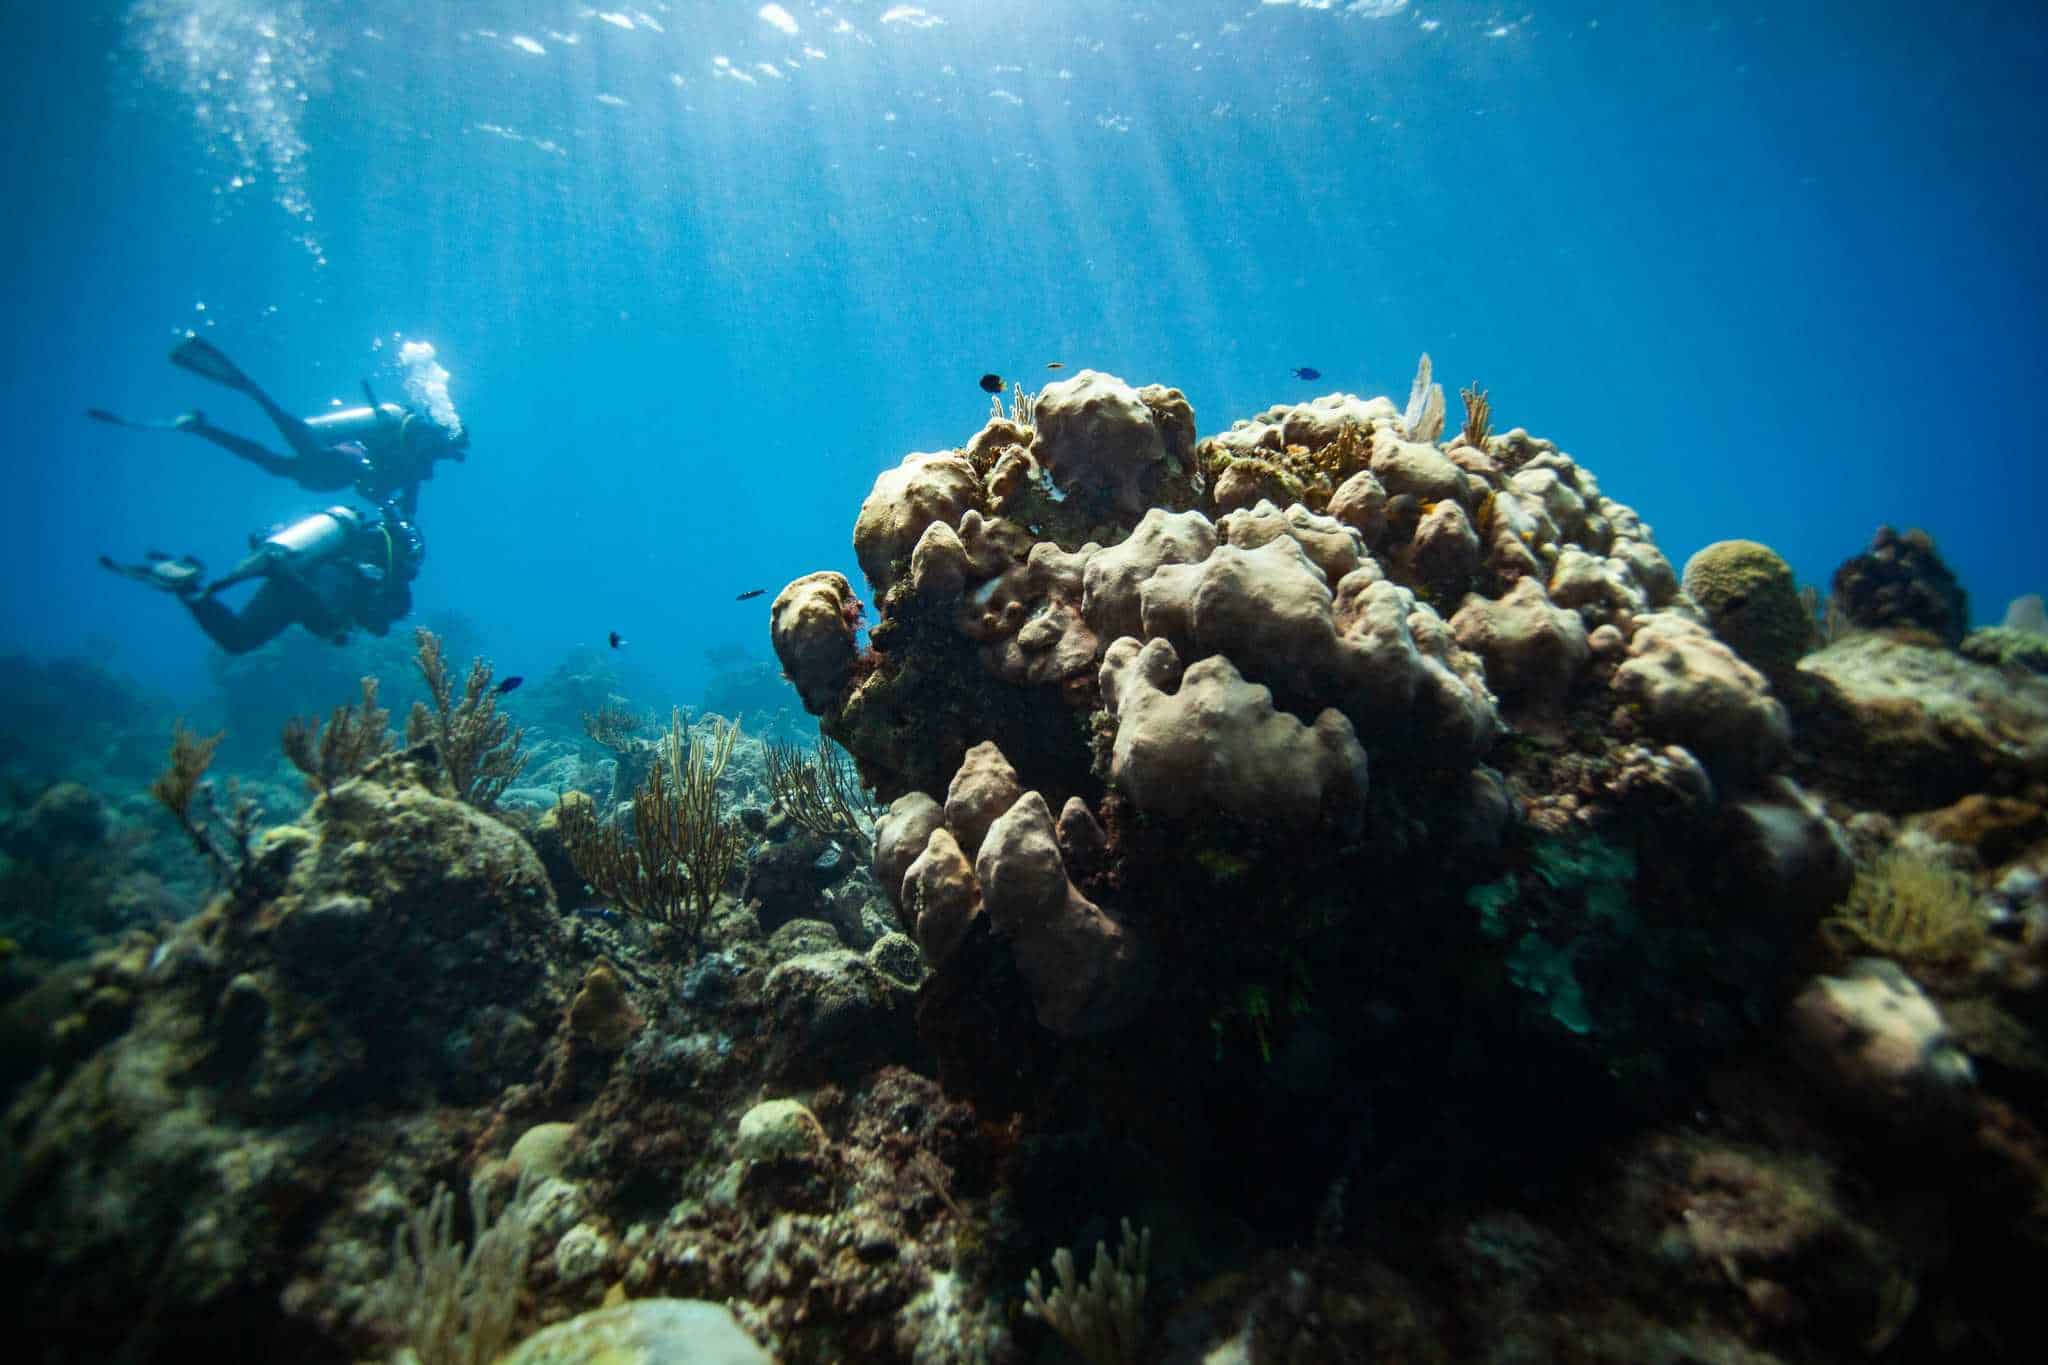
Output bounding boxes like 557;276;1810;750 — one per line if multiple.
89;335;469;519
100;503;425;655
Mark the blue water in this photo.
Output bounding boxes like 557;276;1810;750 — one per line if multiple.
3;0;2042;707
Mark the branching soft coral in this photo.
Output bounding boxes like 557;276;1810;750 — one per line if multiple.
282;675;394;794
559;710;742;947
406;628;528;810
149;720;259;887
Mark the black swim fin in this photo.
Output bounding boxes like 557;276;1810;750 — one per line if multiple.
169;335;257;395
100;553;204;595
87;407;197;433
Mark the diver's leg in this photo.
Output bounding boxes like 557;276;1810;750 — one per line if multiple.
170;336;332;462
182;580;301;655
179;417;307;480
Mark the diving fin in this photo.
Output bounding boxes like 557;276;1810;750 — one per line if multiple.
100;553;205;596
169;335;258;395
86;407;201;433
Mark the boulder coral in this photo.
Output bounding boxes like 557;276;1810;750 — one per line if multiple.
1829;524;1969;647
1787;957;1976;1124
1682;539;1812;685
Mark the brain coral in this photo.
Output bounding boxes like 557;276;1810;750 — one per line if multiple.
1682;538;1811;684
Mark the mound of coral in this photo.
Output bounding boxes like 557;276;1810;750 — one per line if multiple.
776;365;1832;1094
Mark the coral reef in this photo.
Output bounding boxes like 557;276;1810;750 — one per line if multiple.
0;747;578;1357
774;367;1842;1151
9;364;2048;1365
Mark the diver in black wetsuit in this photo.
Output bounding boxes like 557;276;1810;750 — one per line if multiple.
99;503;424;655
88;336;469;519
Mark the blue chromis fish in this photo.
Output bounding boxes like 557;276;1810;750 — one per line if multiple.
1292;367;1322;381
609;631;627;649
978;373;1005;394
494;675;524;695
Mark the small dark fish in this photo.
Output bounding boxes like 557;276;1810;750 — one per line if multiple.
1045;361;1066;371
494;675;524;695
609;631;626;649
978;373;1005;394
736;589;766;602
1292;367;1322;381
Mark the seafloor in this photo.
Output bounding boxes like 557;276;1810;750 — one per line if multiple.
5;366;2047;1363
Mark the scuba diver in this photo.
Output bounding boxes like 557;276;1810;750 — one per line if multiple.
88;335;469;519
99;502;424;655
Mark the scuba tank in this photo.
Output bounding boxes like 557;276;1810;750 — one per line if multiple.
262;505;362;560
302;402;409;443
208;506;364;594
